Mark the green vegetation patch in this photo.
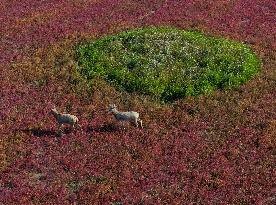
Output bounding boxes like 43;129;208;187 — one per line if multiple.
76;27;260;101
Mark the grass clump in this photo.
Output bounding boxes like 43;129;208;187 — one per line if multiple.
76;27;260;102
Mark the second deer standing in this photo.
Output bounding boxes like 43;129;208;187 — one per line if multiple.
109;104;143;128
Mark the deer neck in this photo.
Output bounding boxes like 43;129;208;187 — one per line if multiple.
52;111;61;119
111;108;120;115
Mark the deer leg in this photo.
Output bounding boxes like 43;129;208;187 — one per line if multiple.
121;121;127;130
57;123;64;136
76;123;81;129
134;119;139;128
139;119;143;128
58;123;62;131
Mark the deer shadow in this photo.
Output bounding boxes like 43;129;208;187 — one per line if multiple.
86;123;119;133
21;128;63;138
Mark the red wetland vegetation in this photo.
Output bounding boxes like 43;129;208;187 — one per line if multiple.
0;0;275;204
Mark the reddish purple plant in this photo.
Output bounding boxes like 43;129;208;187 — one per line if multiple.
0;0;275;204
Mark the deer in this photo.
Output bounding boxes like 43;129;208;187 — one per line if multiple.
49;107;81;132
108;104;143;128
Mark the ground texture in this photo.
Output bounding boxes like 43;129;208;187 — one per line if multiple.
0;0;275;204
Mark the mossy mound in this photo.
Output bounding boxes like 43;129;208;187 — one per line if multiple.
76;27;260;101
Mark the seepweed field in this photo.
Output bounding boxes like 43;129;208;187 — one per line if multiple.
1;0;275;204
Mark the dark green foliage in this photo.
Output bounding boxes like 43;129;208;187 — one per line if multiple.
76;27;260;101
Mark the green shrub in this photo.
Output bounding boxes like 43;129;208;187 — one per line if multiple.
76;27;260;101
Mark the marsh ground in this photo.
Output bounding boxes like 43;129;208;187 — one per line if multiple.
1;0;275;204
